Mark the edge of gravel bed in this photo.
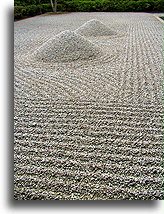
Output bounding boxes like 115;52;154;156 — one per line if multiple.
14;12;74;22
153;15;164;23
42;12;74;16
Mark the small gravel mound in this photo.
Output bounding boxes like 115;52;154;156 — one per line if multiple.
75;19;116;37
33;30;101;63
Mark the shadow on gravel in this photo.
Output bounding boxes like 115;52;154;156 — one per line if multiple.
9;199;157;208
8;5;14;207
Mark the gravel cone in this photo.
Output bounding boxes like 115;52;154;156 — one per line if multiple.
75;19;116;37
34;30;101;63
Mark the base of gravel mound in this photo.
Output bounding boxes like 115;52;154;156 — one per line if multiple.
75;19;116;37
33;30;101;63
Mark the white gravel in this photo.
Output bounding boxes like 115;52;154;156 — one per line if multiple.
14;12;163;200
33;30;101;63
75;19;116;37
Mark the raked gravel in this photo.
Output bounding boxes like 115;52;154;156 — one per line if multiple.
14;12;163;200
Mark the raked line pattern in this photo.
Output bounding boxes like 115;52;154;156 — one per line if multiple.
14;12;163;200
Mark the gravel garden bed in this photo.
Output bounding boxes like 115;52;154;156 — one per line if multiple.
14;12;163;200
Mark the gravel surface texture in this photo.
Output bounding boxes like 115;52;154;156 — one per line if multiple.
75;19;116;37
33;30;101;62
14;12;163;200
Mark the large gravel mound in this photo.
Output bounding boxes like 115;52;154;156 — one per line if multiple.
75;19;116;37
33;30;101;63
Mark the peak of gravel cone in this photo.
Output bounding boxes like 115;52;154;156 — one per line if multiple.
75;19;116;37
34;30;101;63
